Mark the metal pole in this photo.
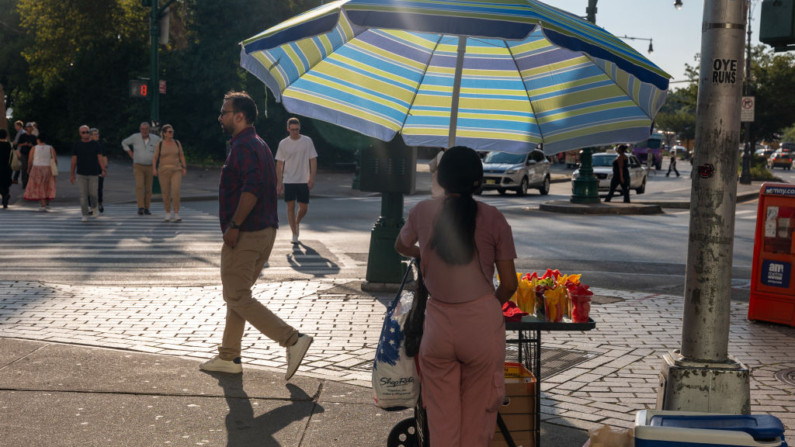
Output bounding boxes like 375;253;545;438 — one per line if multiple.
657;0;751;415
448;36;467;149
570;1;601;204
150;0;160;126
740;3;753;185
586;0;598;24
681;0;746;362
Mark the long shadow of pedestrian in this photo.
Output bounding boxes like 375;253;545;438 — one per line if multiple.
207;372;324;446
286;242;340;277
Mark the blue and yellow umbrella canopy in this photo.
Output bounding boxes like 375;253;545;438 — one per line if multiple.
240;0;670;154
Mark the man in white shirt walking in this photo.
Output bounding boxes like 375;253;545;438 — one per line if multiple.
122;122;161;215
275;118;317;245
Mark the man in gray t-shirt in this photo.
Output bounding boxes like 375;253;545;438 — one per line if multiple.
122;122;161;215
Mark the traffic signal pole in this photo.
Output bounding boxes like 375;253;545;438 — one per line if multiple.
740;4;753;185
149;0;160;127
657;0;751;414
570;0;602;204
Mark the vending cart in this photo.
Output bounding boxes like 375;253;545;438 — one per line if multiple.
748;183;795;326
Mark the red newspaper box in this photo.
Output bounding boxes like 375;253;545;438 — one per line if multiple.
749;183;795;326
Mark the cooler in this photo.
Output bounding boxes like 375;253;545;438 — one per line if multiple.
635;410;787;447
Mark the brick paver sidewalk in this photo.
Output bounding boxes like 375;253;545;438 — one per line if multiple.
2;281;794;437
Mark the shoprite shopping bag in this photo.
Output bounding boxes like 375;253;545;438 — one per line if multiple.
372;261;420;410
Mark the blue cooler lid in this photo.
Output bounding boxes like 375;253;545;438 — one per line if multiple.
649;415;785;441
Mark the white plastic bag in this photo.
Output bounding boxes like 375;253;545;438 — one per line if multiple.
372;286;420;409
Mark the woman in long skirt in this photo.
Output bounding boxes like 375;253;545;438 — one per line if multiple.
23;134;57;210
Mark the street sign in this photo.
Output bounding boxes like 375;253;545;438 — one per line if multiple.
130;80;148;98
159;80;166;95
741;96;755;122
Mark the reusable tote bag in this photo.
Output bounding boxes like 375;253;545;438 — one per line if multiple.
372;260;420;410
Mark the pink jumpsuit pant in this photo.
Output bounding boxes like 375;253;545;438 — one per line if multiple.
419;293;506;447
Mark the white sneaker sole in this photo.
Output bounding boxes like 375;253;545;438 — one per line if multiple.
199;359;242;374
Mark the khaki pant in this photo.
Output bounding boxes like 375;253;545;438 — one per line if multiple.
219;228;297;360
133;163;153;209
159;167;182;213
77;174;98;216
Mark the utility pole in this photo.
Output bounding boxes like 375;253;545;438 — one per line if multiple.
740;2;754;185
657;0;750;414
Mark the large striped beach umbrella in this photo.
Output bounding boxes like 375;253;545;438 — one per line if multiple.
240;0;671;155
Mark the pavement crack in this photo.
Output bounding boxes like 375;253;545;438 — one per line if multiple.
0;342;50;372
0;387;313;403
297;381;325;447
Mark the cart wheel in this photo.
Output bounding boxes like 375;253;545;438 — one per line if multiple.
387;418;420;447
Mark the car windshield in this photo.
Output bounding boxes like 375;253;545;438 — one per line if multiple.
592;154;617;167
483;152;526;164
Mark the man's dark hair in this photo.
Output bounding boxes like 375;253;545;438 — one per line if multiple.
287;117;300;126
0;129;7;140
224;91;258;125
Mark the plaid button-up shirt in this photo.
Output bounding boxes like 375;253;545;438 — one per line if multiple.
218;126;278;233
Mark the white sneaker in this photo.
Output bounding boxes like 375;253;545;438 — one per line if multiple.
81;216;89;222
163;216;172;222
45;205;51;211
199;355;242;374
285;334;313;381
173;213;181;222
291;233;299;245
92;208;99;218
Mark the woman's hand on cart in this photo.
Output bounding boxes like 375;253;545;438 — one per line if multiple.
495;259;518;305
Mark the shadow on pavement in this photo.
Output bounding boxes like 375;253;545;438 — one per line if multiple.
208;373;325;447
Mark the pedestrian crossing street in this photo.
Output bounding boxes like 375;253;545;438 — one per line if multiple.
0;204;358;285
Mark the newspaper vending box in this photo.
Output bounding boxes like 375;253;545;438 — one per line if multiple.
749;183;795;326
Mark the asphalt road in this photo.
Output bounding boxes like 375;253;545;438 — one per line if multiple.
182;161;763;301
3;158;771;300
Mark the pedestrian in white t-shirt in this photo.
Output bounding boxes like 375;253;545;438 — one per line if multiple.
275;117;318;244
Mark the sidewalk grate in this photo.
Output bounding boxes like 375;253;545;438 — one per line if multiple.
506;345;597;379
775;368;795;387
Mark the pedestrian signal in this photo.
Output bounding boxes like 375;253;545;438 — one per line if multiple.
130;80;148;98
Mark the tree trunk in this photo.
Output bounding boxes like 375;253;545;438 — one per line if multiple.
0;83;7;134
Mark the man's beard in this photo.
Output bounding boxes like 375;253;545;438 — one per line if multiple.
221;123;232;135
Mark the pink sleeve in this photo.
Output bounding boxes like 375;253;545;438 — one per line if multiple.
493;211;517;260
399;206;419;247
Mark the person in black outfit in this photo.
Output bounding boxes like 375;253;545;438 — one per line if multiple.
16;122;37;189
604;144;631;203
0;129;12;208
87;128;107;212
666;152;680;177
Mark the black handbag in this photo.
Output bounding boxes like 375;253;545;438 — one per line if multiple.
404;258;427;358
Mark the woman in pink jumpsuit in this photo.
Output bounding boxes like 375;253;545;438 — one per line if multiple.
395;146;518;447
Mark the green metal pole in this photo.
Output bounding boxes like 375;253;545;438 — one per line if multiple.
365;191;406;283
571;0;601;204
150;0;161;194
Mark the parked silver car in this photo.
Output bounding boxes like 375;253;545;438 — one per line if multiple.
571;153;647;194
480;150;551;196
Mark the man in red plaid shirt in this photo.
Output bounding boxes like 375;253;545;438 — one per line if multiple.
200;91;313;381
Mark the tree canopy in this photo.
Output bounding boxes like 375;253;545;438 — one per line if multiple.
2;0;365;165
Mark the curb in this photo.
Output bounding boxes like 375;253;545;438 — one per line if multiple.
636;190;760;210
539;201;663;215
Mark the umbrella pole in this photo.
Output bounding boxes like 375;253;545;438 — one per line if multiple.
447;37;467;148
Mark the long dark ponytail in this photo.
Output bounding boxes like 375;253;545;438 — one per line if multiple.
429;146;483;265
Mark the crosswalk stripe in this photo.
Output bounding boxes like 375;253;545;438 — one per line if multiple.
0;204;353;285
